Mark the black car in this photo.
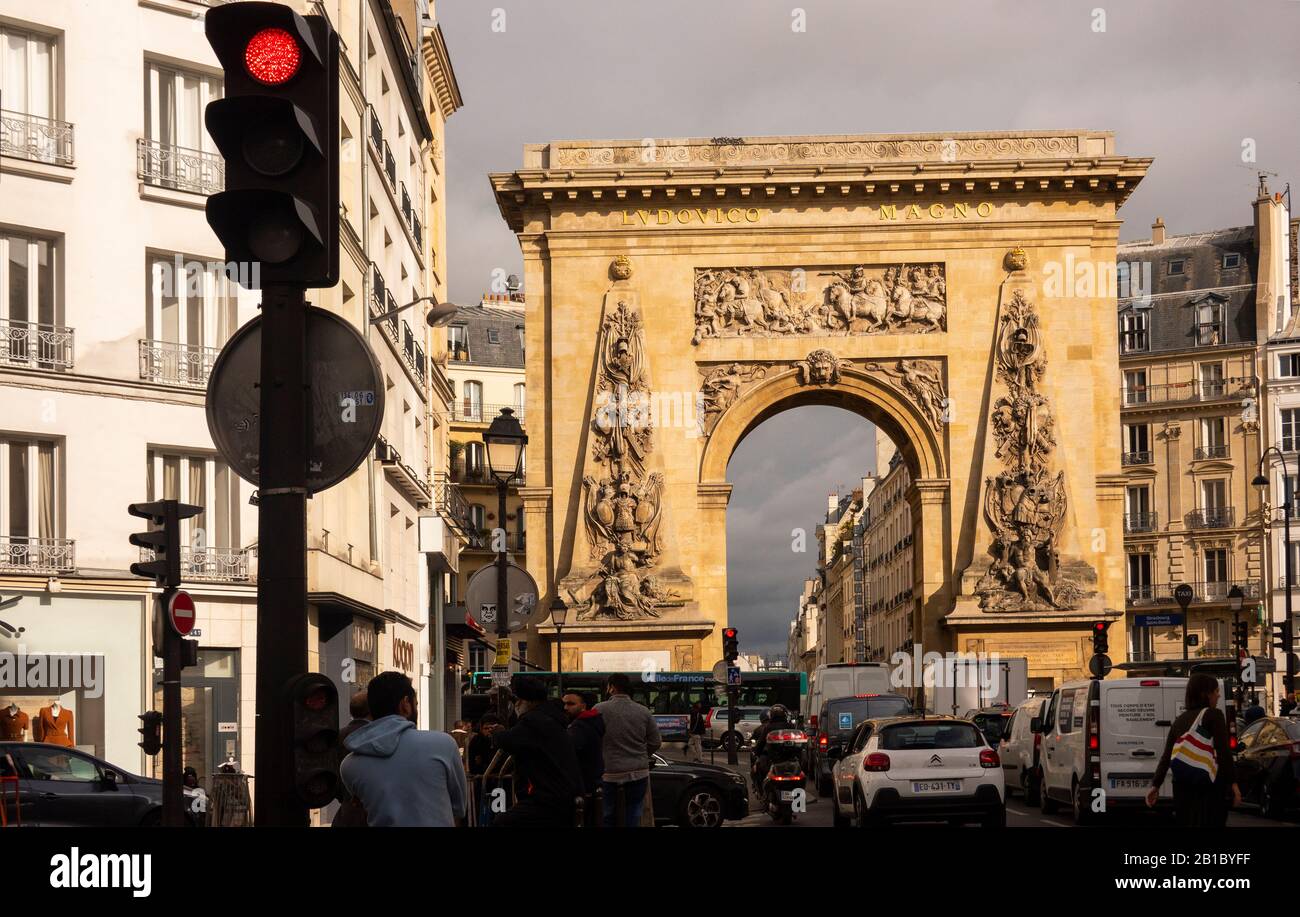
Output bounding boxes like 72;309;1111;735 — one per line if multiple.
1233;716;1300;818
963;705;1015;749
808;693;913;795
649;753;749;827
0;742;202;827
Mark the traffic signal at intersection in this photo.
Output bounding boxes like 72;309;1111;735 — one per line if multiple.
1091;621;1110;656
128;500;203;589
204;1;339;287
723;627;739;662
138;711;163;756
286;673;340;808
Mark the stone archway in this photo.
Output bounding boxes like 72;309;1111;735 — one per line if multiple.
494;131;1149;687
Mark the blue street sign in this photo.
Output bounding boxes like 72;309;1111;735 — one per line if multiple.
1135;613;1183;628
726;666;742;686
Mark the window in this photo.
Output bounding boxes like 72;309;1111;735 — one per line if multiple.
1126;485;1150;517
462;381;483;421
1283;409;1300;452
1124;424;1150;460
0;231;64;368
1168;259;1186;276
1128;553;1152;598
0;434;60;543
1204;549;1228;584
147;451;242;558
1279;354;1300;378
447;325;468;360
1119;311;1148;353
1222;252;1241;270
517;325;525;349
469;503;486;535
1201;479;1226;511
1196;301;1224;346
513;383;525;413
1057;690;1076;734
1123;370;1148;404
1206;619;1227;650
1198;416;1226;458
465;442;485;480
1132;622;1153;660
0;26;66;164
143;252;238;385
1199;362;1225;398
486;328;500;344
143;62;223;193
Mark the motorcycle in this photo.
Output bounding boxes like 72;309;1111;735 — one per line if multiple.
752;727;809;825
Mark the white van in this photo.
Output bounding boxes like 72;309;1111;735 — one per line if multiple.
803;663;892;733
1035;677;1235;824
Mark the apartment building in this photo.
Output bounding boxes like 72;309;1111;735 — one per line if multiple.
0;0;465;779
863;442;913;663
1116;195;1274;671
444;291;527;672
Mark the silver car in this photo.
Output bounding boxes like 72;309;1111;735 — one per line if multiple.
706;706;768;748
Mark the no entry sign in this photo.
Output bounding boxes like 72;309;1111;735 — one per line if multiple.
168;590;197;637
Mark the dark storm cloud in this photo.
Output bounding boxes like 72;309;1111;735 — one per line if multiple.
434;0;1297;652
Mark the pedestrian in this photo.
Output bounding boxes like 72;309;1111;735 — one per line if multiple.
595;673;662;827
466;714;503;776
563;691;605;825
686;701;706;763
339;672;467;827
332;690;370;828
1146;673;1240;827
1241;702;1266;727
489;676;583;827
1281;691;1297;717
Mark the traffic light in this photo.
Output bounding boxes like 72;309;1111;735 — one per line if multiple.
286;673;339;808
203;2;339;287
138;711;163;756
180;638;200;670
1272;619;1293;654
128;500;203;588
723;627;739;662
1091;621;1110;656
1233;619;1249;655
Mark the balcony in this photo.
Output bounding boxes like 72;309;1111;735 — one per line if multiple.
1193;444;1229;461
139;340;219;388
449;460;525;487
137;139;224;196
451;402;527;425
1121;376;1255;407
368;104;383;154
0;109;74;165
1;319;74;370
1127;581;1262;606
432;472;474;536
383;141;396;189
1122;450;1153;466
465;530;526;553
1187;507;1235;529
402;321;426;386
401;182;412;226
140;545;249;583
413;215;423;248
1124;512;1158;534
0;536;75;574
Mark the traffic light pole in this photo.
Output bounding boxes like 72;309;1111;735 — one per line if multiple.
255;282;310;827
160;585;184;827
1285;503;1295;696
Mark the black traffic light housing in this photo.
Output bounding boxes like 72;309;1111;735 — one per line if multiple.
1232;619;1249;654
1091;621;1110;656
723;627;739;663
1272;619;1294;653
285;673;339;808
181;638;200;670
204;1;339;287
129;500;203;589
138;711;163;756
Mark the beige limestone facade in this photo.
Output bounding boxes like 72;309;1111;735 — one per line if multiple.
491;131;1150;697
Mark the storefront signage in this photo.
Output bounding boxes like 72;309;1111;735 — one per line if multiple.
1134;614;1183;628
393;638;415;674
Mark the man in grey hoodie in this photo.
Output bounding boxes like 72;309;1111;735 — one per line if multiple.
340;672;467;827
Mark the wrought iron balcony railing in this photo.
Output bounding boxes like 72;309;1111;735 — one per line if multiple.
1187;507;1235;529
401;182;412;226
1121;376;1255;407
1127;580;1261;605
1193;444;1230;460
465;530;526;552
0;109;74;165
140;545;250;582
1124;512;1158;534
432;472;475;536
402;321;426;385
139;339;219;388
383;141;396;188
137;138;224;195
1122;450;1153;466
0;536;75;574
1;319;74;369
450;402;527;424
368;104;383;153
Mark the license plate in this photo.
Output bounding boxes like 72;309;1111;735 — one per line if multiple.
1109;775;1152;790
779;790;796;801
912;780;962;793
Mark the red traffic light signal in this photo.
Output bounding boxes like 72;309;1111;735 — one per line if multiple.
722;627;739;662
1091;620;1110;655
245;27;302;85
723;628;737;639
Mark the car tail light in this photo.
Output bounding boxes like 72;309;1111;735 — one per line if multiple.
979;748;1000;768
1140;680;1160;687
768;772;805;782
809;714;818;729
819;733;828;750
769;730;808;745
864;752;890;772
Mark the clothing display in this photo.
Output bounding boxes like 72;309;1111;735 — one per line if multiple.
1;706;29;741
34;705;74;747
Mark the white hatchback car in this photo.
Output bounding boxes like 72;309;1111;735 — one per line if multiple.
831;716;1006;827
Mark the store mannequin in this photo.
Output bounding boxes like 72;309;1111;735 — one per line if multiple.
0;703;28;741
35;700;74;747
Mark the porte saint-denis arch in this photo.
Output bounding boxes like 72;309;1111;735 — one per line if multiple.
490;131;1151;693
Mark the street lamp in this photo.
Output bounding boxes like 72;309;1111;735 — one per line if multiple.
485;407;527;715
551;595;569;697
1253;445;1296;699
368;294;460;328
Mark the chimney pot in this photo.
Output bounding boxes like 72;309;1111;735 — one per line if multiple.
1151;217;1166;245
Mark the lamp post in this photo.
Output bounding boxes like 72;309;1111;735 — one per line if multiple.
1253;445;1296;700
1228;584;1244;705
485;407;527;717
551;595;569;697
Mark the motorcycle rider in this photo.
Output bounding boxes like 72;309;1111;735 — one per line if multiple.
750;704;792;789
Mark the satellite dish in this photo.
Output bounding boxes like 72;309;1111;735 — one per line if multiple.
206;307;385;494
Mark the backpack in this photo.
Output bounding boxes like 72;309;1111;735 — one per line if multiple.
1168;708;1217;787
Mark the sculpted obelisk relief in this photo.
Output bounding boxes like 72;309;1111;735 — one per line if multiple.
563;257;691;620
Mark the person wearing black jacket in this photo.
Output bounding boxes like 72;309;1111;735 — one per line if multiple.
1146;673;1241;827
332;691;370;828
563;691;605;827
490;676;583;827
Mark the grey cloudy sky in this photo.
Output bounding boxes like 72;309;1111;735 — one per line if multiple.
436;0;1298;654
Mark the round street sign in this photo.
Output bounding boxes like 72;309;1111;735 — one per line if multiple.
1173;583;1194;610
466;562;539;633
168;590;197;637
205;306;385;495
1088;653;1112;678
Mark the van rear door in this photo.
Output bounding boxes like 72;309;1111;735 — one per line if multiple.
1099;680;1177;799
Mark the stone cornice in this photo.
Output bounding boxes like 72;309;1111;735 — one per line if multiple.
422;24;464;121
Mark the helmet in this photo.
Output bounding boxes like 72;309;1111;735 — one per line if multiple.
769;704;789;721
